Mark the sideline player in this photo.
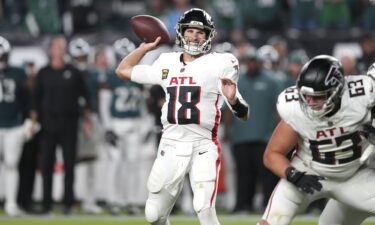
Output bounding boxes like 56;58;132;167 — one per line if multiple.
0;36;39;216
99;37;147;215
115;8;249;225
258;55;375;225
69;38;103;214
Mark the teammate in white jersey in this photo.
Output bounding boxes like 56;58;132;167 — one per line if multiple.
258;55;375;225
116;8;249;225
316;63;375;225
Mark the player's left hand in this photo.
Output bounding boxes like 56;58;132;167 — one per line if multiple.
221;78;237;104
82;119;93;136
23;118;41;141
286;166;325;194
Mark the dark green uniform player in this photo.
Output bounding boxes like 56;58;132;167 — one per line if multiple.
0;67;26;127
99;37;147;215
0;36;31;217
106;69;144;119
69;38;104;214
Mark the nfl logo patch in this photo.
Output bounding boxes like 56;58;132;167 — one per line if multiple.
180;67;185;73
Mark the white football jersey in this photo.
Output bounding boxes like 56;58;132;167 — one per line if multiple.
132;52;241;141
278;75;375;179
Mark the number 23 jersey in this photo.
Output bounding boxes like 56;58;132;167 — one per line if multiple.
278;75;375;179
131;52;240;142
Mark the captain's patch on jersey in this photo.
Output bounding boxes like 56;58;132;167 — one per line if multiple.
162;69;169;80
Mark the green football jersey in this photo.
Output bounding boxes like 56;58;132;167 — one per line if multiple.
0;67;27;127
106;69;144;119
84;69;105;113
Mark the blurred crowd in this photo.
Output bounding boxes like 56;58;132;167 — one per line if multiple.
1;0;375;218
1;0;375;44
1;0;375;35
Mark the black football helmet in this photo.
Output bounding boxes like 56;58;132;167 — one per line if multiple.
296;55;345;119
175;8;216;55
0;36;11;69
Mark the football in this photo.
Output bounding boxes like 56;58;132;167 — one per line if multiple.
130;15;170;45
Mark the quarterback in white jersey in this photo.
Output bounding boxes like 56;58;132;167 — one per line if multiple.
259;55;375;225
116;8;249;225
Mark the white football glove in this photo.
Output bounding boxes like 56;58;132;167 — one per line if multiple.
23;118;41;141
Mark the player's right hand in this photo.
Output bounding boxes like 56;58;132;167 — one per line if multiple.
105;130;118;147
140;36;161;51
285;166;325;194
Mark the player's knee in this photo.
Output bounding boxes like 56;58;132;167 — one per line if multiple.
197;207;220;225
258;220;270;225
145;200;160;223
193;181;213;213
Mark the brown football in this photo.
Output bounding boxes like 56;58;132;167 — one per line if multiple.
131;15;170;44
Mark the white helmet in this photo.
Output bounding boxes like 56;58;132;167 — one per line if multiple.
69;38;90;58
0;36;10;69
69;38;90;71
113;37;136;58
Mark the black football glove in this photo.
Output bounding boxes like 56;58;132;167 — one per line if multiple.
360;123;375;145
105;130;118;147
285;166;324;194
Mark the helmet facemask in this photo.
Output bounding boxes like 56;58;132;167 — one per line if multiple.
175;8;216;55
299;81;344;119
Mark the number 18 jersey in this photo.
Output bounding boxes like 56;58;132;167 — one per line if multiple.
278;75;375;179
131;52;240;142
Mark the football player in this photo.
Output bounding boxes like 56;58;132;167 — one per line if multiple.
258;55;375;225
116;8;249;225
0;36;39;216
99;37;147;215
68;38;103;214
316;63;375;225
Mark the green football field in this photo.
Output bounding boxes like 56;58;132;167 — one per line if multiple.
1;215;375;225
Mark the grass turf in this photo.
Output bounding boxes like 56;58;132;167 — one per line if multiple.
1;216;375;225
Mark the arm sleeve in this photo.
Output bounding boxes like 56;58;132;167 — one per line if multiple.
218;53;245;110
131;54;164;85
276;87;299;131
219;53;240;82
131;65;159;85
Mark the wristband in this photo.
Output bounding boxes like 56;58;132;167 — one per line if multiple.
230;98;248;118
